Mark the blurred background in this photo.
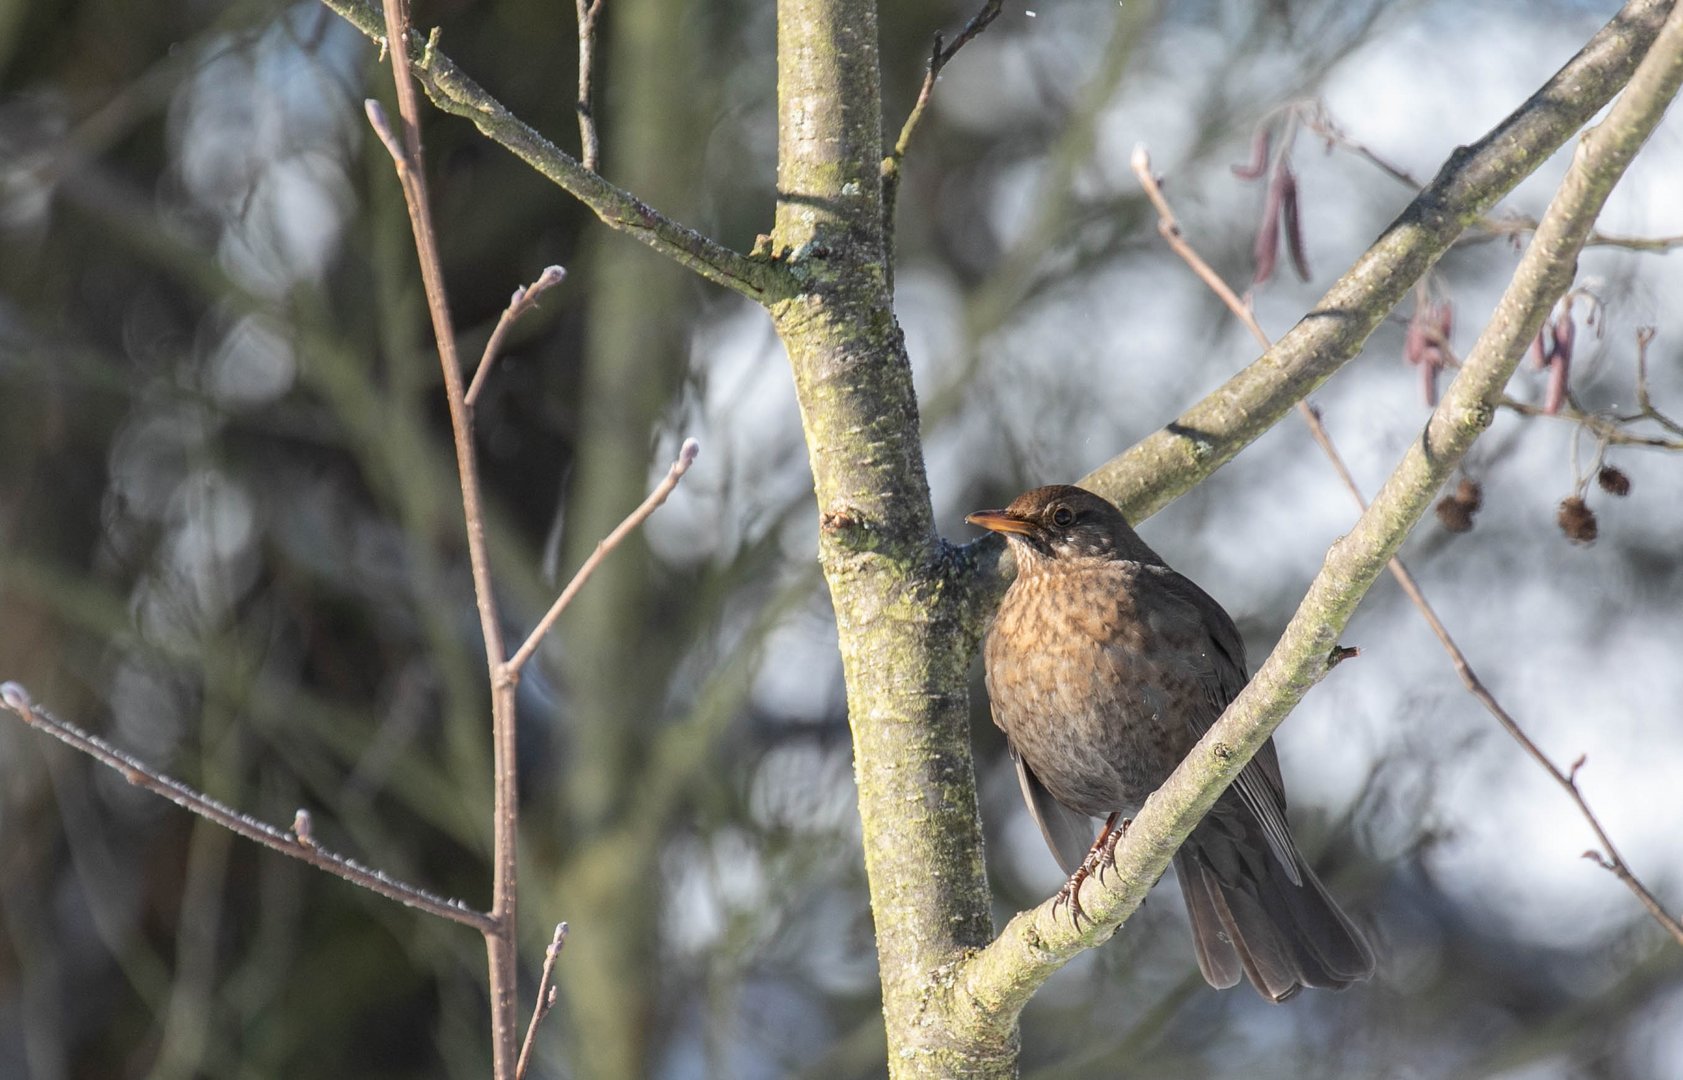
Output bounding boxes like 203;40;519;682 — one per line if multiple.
2;0;1682;1076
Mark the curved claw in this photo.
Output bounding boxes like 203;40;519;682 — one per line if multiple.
1097;816;1131;879
1053;813;1129;927
1053;873;1090;927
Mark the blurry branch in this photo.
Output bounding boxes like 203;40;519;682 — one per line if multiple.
961;0;1160;334
1130;147;1683;950
1632;325;1683;434
958;2;1683;1027
1498;394;1683;449
1304;106;1683;255
1459;940;1683;1077
1497;325;1683;450
318;0;771;298
505;438;700;673
1575;762;1683;943
1022;973;1201;1080
914;0;1165;432
575;0;604;173
1471;217;1683;253
515;922;569;1080
467;265;568;408
0;683;495;933
368;0;524;1067
881;0;1004;247
917;3;1392;432
1061;0;1676;532
369;0;704;1071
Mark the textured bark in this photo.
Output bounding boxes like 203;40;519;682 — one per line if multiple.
769;1;1008;1074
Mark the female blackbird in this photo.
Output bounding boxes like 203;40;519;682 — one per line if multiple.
968;484;1374;1002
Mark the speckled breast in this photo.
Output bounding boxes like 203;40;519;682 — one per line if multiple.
984;560;1201;819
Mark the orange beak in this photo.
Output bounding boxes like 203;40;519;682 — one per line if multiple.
965;509;1036;537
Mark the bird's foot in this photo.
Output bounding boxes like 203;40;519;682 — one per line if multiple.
1055;814;1129;927
1052;868;1092;928
1097;816;1131;878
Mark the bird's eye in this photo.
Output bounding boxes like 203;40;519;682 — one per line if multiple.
1051;506;1075;528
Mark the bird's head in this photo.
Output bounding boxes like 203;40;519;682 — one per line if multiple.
965;484;1159;568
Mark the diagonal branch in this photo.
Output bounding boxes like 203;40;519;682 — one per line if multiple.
1059;0;1675;525
319;0;773;299
881;0;1005;243
467;265;567;409
954;0;1683;1030
1131;146;1683;949
505;438;700;673
0;682;496;934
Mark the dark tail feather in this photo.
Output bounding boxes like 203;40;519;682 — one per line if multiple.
1174;819;1374;1003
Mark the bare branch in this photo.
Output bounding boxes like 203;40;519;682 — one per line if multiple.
961;2;1683;1028
1498;394;1683;450
372;0;522;1071
515;922;570;1080
881;0;1004;241
576;0;605;173
1131;143;1683;950
506;437;700;674
467;264;568;409
0;682;495;934
1071;0;1678;528
1471;216;1683;252
320;0;770;298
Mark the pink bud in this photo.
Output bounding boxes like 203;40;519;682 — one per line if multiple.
1543;351;1570;415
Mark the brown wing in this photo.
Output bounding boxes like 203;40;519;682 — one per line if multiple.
1009;742;1098;876
1140;564;1300;883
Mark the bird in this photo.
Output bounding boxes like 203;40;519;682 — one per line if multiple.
967;483;1374;1002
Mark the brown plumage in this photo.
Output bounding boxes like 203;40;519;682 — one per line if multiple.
968;484;1373;1002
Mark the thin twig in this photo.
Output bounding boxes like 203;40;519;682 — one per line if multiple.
1633;326;1683;435
1470;217;1683;253
372;0;522;1073
0;682;496;934
881;0;1005;240
466;265;568;409
575;0;604;173
1131;143;1683;949
1497;395;1683;450
889;0;1004;163
1305;104;1683;256
515;922;570;1080
506;437;701;673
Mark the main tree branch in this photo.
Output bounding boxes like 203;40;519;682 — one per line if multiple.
771;0;1001;1075
953;0;1683;1034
